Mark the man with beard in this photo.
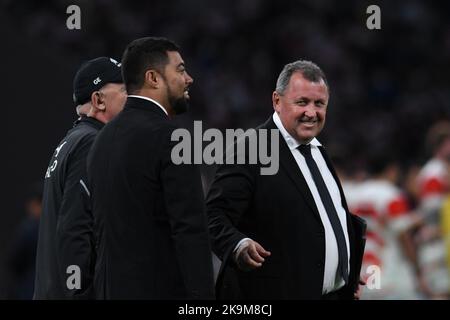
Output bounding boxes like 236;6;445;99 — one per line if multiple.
87;37;214;299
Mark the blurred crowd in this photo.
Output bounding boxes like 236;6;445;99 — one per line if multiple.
336;121;450;299
3;1;450;144
2;0;450;299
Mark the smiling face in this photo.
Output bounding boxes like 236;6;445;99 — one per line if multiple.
273;72;329;144
161;51;193;114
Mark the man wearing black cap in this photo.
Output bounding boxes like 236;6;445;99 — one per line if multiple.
34;57;126;299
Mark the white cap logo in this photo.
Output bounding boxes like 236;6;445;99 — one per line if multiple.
93;77;101;85
109;58;121;67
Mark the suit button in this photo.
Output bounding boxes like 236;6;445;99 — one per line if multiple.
317;262;323;268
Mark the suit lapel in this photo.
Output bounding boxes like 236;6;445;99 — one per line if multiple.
262;117;322;222
279;138;323;222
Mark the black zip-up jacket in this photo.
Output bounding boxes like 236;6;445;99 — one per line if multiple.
34;116;103;299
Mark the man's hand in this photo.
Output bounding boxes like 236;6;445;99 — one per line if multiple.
354;278;366;300
235;239;271;271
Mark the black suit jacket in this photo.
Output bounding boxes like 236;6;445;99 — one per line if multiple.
206;117;365;300
87;97;215;299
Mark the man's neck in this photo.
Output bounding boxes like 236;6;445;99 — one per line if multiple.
85;111;107;124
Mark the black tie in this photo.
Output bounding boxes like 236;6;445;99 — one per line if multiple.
298;144;349;284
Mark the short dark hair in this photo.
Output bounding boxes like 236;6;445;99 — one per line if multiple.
275;60;328;94
121;37;180;94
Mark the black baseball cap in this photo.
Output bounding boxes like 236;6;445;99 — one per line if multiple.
73;57;123;105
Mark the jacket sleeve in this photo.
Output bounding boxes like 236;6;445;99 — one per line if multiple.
205;145;256;261
55;135;95;299
159;127;215;300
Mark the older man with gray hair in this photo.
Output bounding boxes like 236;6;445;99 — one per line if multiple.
207;60;366;300
34;57;127;299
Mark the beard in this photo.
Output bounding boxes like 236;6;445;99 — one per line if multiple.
167;85;189;115
171;95;189;114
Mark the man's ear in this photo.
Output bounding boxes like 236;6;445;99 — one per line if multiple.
272;91;281;113
144;70;161;89
91;91;106;111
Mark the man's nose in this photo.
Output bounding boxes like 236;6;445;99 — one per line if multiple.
303;103;316;118
185;72;194;85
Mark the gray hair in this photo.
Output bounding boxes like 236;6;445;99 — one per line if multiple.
76;103;91;116
275;60;328;94
76;105;84;116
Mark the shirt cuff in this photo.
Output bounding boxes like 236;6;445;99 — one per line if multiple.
233;238;252;262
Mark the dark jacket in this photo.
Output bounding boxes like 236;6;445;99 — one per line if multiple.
34;116;102;299
206;117;366;300
87;97;215;299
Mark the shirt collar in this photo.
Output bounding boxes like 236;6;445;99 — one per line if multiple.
127;95;168;116
272;111;322;151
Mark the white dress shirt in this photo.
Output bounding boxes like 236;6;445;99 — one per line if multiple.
127;95;168;116
273;111;350;294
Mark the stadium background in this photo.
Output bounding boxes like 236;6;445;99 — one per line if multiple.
1;0;450;298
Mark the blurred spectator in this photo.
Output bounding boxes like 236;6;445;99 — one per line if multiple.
344;151;426;299
417;121;450;218
401;163;422;210
441;160;450;294
5;182;42;300
414;121;450;298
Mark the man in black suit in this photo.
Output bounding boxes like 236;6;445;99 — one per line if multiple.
87;37;215;299
207;60;365;300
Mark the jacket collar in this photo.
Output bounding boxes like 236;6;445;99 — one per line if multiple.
124;96;169;118
261;116;349;222
74;115;104;131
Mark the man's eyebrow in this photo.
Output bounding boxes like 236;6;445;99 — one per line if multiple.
177;62;185;69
